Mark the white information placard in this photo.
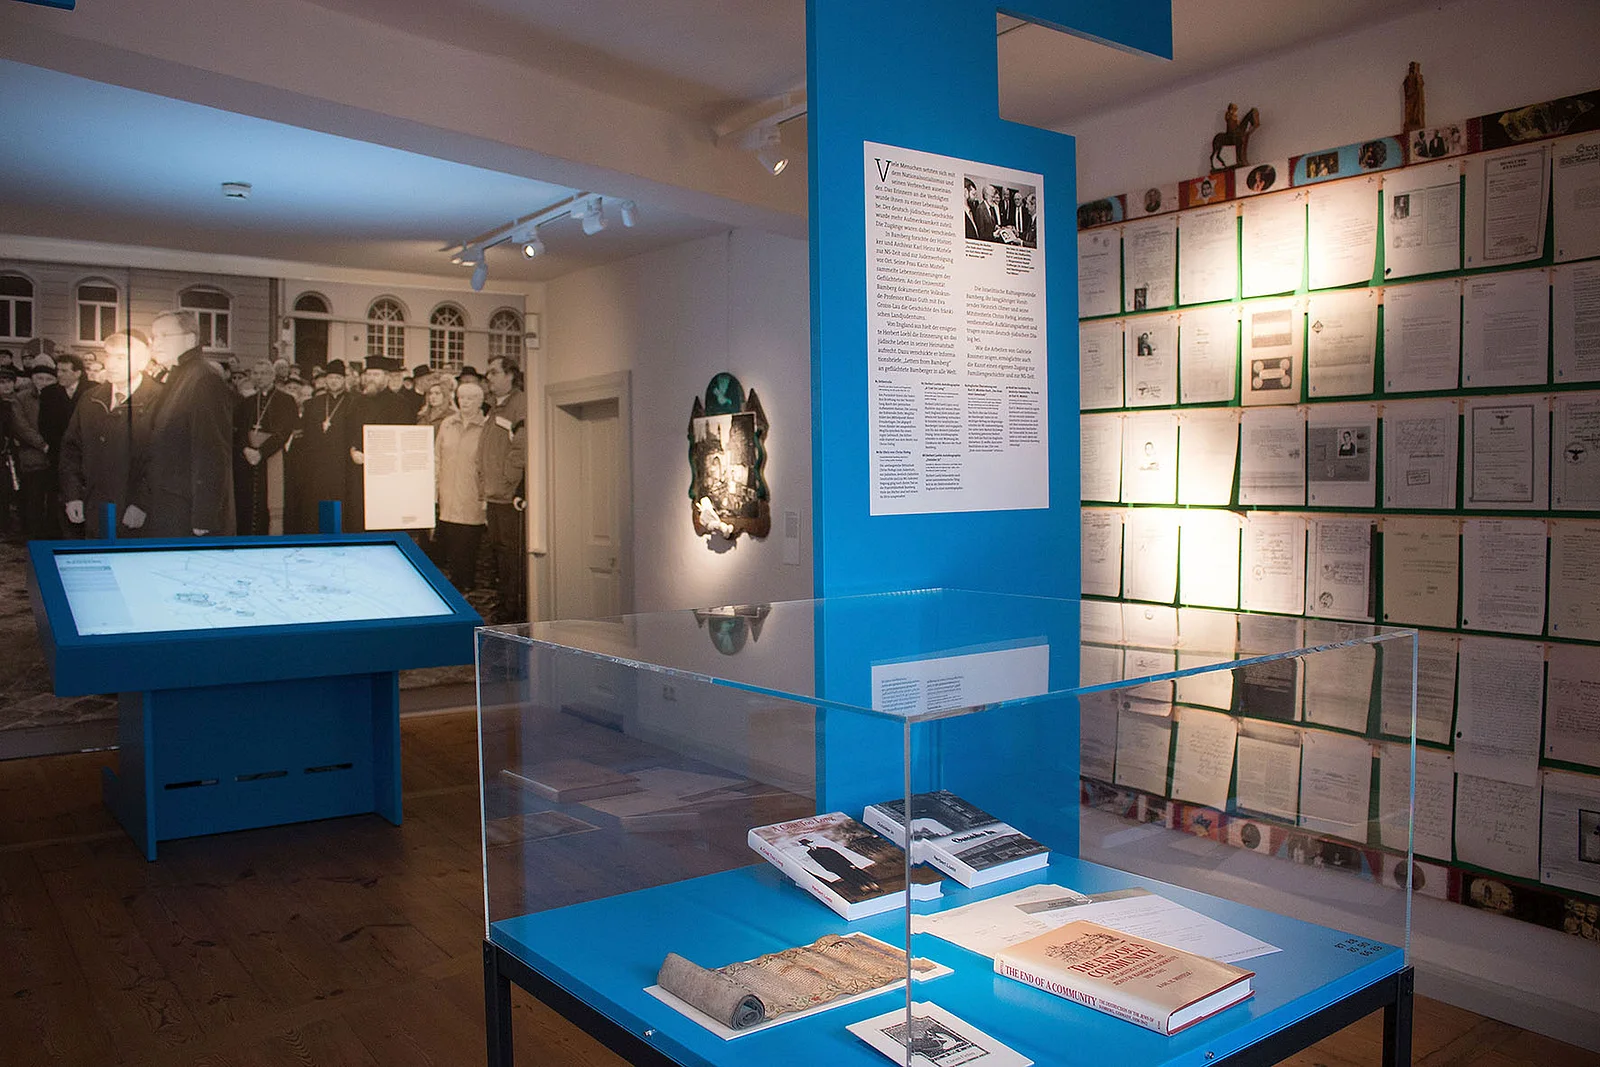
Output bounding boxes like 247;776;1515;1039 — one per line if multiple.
866;143;1047;516
362;424;437;531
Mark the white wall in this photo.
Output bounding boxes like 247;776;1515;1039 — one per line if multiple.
1060;0;1600;1045
1064;0;1600;201
545;228;812;614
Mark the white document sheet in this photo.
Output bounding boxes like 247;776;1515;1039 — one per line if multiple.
1123;215;1177;313
1175;607;1237;710
1380;398;1459;509
1454;774;1539;880
1079;691;1120;780
1464;143;1550;268
1123;648;1176;707
1553;133;1600;263
1178;510;1240;610
1382;160;1461;280
1455;636;1545;787
1078;319;1124;410
1082;599;1123;643
1460;519;1548;634
1548;520;1600;640
1553;392;1600;508
1236;616;1305;723
1540;770;1600;896
1124;315;1178;407
1463;396;1550;510
1176;408;1238;506
1120;411;1178;504
1171;707;1239;811
1080;643;1124;689
1079;228;1122;319
1305;289;1377;398
1240;513;1307;615
1238;407;1306;506
1178;304;1239;404
1301;619;1376;733
1079;413;1122;502
1299;730;1373;840
1380;517;1460;629
1378;630;1458;744
1080;508;1123;598
1241;300;1303;405
1240;190;1306;298
1114;706;1173;795
1306;402;1377;508
1123;601;1179;649
1122;507;1180;604
1380;743;1455;860
1462;270;1551;388
1178;203;1240;306
1381;279;1461;393
1553;261;1600;384
1307;518;1373;621
1545;643;1600;767
361;424;437;531
1234;733;1302;822
912;885;1278;964
1308;178;1379;290
849;1002;1033;1067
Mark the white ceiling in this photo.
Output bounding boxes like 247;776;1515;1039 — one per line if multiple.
0;0;1447;284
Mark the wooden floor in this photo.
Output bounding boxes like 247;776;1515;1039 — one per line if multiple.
1;710;1594;1067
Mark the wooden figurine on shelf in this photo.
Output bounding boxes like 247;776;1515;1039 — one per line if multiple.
1210;103;1260;171
1403;62;1426;131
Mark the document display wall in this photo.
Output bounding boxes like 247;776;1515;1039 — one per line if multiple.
1076;90;1600;942
477;591;1416;1067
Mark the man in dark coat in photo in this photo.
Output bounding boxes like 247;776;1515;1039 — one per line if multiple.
233;357;299;534
291;359;362;532
124;309;236;537
58;330;164;539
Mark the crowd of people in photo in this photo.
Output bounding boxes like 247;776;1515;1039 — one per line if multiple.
0;309;528;622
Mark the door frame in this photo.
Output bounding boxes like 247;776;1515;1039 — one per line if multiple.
545;371;633;618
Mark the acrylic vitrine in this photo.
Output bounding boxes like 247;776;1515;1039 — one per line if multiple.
478;590;1418;1067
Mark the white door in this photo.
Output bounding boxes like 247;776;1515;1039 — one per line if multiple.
552;395;627;619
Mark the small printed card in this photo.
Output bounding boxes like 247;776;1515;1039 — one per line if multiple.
847;1001;1033;1067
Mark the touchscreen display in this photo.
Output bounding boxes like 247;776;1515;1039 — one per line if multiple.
53;543;454;636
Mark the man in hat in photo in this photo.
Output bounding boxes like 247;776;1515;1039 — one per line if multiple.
290;358;361;532
0;366;28;540
233;357;299;534
59;330;163;539
124;309;236;536
23;344;67;537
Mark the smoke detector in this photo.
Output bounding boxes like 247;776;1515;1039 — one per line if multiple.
221;182;252;200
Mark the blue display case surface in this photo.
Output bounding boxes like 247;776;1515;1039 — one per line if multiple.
28;533;482;859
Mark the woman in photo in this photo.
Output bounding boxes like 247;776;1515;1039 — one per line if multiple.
433;380;489;593
416;379;454;428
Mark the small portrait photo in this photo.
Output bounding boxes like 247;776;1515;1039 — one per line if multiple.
1133;286;1149;311
1245;164;1277;193
1143;187;1164;213
1358;139;1389;169
1391;193;1411;220
1136;331;1154;357
1337;428;1357;457
1580;808;1600;864
1306;151;1340;178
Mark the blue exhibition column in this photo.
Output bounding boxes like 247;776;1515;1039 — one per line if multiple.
807;1;1171;816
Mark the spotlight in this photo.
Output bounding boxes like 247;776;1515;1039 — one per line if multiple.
580;199;607;235
744;125;788;176
521;234;546;258
471;261;488;291
618;200;638;228
455;244;483;268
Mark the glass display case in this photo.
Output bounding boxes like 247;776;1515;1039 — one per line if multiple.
478;590;1418;1067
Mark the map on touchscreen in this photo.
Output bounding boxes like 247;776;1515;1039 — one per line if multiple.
53;544;453;636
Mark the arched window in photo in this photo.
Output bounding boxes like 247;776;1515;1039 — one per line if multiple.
180;285;233;351
367;297;406;363
0;273;34;341
429;304;467;370
291;291;331;367
77;278;121;343
487;307;523;363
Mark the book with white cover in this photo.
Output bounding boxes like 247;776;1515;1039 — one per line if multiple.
863;790;1049;887
748;812;942;921
994;920;1253;1036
